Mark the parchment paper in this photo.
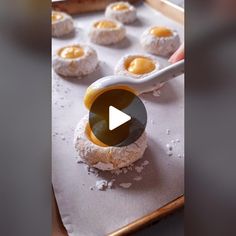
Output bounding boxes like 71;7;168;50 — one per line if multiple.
52;3;184;236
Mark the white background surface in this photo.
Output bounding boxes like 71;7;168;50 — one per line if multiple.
52;2;184;236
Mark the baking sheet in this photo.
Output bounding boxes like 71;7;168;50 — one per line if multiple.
52;2;184;236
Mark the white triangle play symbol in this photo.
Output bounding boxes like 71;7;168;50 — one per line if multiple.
109;106;131;131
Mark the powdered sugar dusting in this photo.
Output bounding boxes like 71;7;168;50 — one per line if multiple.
74;115;147;170
90;179;116;191
80;158;150;191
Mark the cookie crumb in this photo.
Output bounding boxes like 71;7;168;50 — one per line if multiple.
119;183;132;188
141;160;149;166
133;176;142;181
107;179;115;189
127;166;133;171
111;168;123;175
135;166;144;173
95;180;108;191
153;89;161;97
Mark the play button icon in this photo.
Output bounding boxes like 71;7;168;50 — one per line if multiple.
89;88;147;147
109;106;131;131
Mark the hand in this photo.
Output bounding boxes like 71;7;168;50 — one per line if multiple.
169;44;184;63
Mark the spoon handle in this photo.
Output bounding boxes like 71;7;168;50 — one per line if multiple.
137;59;184;94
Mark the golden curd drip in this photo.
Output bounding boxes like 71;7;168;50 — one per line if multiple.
95;20;117;29
86;124;107;147
84;85;136;110
52;12;63;22
126;57;155;75
59;46;84;59
112;3;129;11
150;27;173;37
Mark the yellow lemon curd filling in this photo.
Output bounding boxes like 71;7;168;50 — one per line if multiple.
84;85;136;110
125;57;156;75
59;46;84;59
150;27;173;37
94;20;117;29
52;12;63;22
85;123;108;147
86;120;129;147
112;3;129;11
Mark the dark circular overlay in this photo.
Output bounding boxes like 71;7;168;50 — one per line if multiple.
89;89;147;147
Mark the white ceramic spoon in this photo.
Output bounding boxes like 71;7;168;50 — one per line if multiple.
84;59;184;107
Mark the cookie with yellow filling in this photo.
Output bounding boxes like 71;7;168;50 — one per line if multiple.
115;54;163;93
74;115;147;170
52;44;98;77
141;26;180;56
52;11;74;37
105;1;137;24
89;19;126;45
